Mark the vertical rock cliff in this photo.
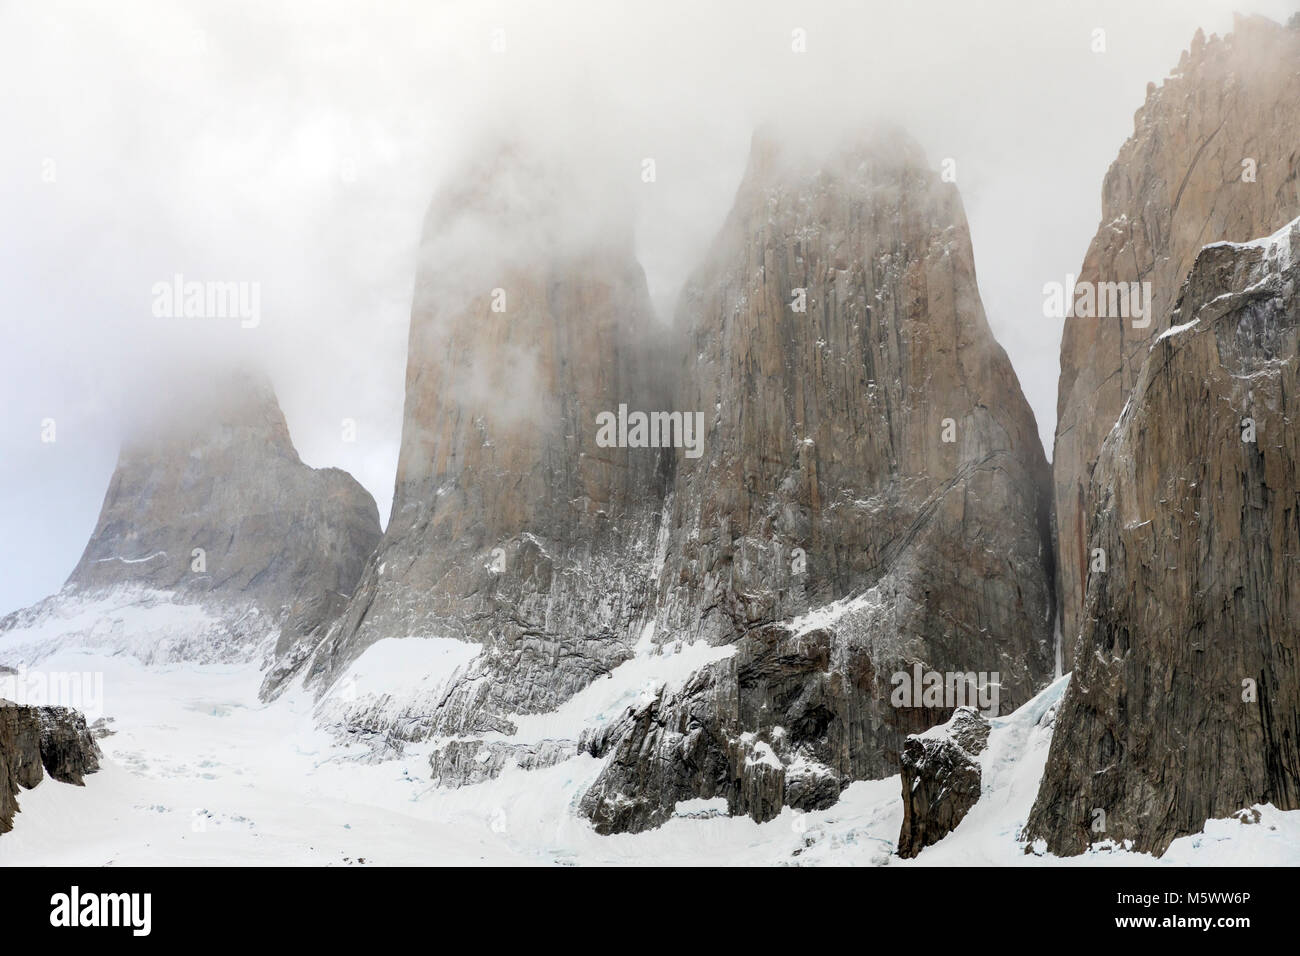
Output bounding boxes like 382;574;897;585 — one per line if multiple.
655;130;1054;648
3;368;381;669
1053;15;1300;658
580;129;1056;833
1026;217;1300;856
299;147;671;734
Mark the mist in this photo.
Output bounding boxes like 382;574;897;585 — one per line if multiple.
3;0;1296;616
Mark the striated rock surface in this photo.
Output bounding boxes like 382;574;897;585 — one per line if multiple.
1053;15;1300;658
429;738;575;789
581;128;1055;832
2;368;381;671
301;146;672;736
0;701;101;834
897;706;989;858
1026;217;1300;856
655;129;1054;648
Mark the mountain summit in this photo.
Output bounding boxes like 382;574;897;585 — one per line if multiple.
580;127;1057;832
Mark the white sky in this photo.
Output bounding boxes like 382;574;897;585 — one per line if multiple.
3;0;1296;616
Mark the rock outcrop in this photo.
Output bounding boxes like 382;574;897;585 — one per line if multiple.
0;701;101;834
579;624;853;834
300;146;672;734
1025;217;1300;856
580;128;1055;832
897;706;989;858
2;368;381;671
429;738;575;789
1053;15;1300;659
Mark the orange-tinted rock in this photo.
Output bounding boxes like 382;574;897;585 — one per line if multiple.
1027;218;1300;855
580;128;1056;832
303;147;672;733
1053;15;1300;659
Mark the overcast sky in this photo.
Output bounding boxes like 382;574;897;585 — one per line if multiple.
2;0;1296;616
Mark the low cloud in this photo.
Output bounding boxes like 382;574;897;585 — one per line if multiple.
2;0;1295;613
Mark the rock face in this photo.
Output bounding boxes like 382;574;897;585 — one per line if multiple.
301;147;671;734
1025;217;1300;856
655;130;1054;649
1053;15;1300;659
40;368;382;673
69;369;379;606
2;366;379;671
0;701;101;834
897;706;990;858
580;129;1055;832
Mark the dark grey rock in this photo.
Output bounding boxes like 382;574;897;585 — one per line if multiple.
428;738;576;788
1;701;101;834
897;706;989;858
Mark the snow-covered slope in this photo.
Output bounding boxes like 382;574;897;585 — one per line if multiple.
0;587;275;668
2;610;1294;865
0;368;383;696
